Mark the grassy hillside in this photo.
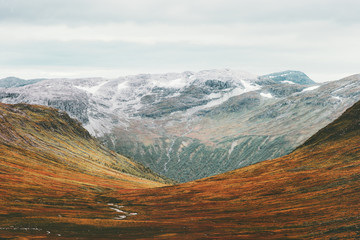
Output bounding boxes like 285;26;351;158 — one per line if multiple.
0;103;171;239
2;101;360;239
102;100;360;239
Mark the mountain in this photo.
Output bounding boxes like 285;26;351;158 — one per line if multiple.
3;99;360;239
0;102;170;185
0;76;44;88
258;70;315;85
1;70;360;182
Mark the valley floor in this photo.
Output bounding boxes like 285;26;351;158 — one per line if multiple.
2;133;360;239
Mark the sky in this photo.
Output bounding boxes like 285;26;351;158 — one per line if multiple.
0;0;359;82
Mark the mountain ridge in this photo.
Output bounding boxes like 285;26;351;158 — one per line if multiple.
1;70;360;182
0;102;172;185
0;76;44;88
258;70;316;85
299;94;360;148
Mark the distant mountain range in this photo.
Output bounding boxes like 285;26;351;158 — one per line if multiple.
1;69;360;182
0;76;44;88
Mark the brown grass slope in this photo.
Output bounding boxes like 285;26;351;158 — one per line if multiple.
1;100;360;239
105;100;360;239
0;103;171;239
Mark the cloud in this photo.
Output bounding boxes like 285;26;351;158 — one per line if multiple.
0;0;359;82
1;20;359;48
1;0;360;25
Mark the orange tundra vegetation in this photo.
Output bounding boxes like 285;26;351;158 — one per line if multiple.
1;101;360;239
0;103;171;239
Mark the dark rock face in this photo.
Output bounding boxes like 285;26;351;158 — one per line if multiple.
46;99;90;124
137;86;212;118
0;92;20;99
205;80;232;90
263;84;305;98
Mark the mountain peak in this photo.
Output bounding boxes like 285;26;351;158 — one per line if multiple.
0;76;44;88
259;70;316;85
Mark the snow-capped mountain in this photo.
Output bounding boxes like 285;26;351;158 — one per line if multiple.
259;70;315;85
1;69;359;182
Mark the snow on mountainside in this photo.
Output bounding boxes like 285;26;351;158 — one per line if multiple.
48;69;259;136
1;69;360;182
0;77;44;88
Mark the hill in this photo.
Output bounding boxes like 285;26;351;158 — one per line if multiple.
98;100;360;239
2;100;360;238
0;103;171;239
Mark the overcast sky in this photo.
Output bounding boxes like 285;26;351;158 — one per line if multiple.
0;0;359;82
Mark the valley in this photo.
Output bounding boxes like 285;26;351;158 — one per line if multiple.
1;0;359;239
1;83;360;239
1;70;360;182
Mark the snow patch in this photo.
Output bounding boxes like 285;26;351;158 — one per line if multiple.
228;141;238;155
117;81;129;91
205;87;249;108
74;81;109;94
260;92;274;98
302;86;320;92
332;96;343;102
281;80;295;85
185;82;260;115
151;78;188;89
85;117;114;137
171;92;181;97
207;92;222;99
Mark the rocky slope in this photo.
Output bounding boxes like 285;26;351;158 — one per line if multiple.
1;70;360;182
